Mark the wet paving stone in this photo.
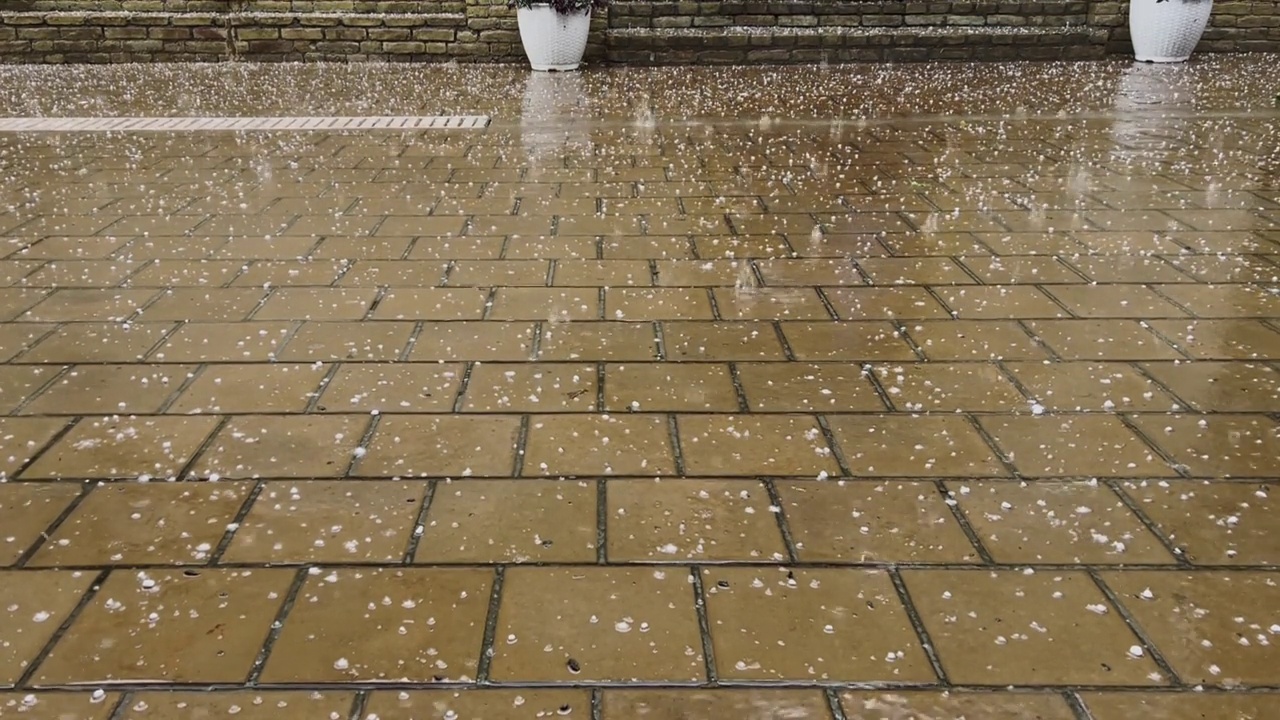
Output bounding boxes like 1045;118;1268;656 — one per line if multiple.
3;59;1279;703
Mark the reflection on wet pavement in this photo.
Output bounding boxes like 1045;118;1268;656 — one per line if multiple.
1;57;1279;717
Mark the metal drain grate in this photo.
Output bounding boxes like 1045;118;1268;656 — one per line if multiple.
0;115;491;133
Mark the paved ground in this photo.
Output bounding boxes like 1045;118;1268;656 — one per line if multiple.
0;56;1279;719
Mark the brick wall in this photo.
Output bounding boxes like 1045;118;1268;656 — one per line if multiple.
0;0;1275;64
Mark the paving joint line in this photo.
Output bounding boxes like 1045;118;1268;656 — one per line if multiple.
399;320;427;361
595;478;609;565
475;566;506;685
529;321;544;361
814;287;843;321
206;479;265;566
451;361;477;413
14;567;111;689
590;687;604;720
814;414;854;479
481;288;498;320
689;566;719;686
8;416;79;481
1086;569;1184;687
594;362;606;413
400;480;436;565
13;480;94;568
933;479;997;565
652;321;667;361
512;415;530;477
1125;361;1196;412
246;567;310;686
666;414;687;477
888;320;928;361
1012;319;1063;362
771;320;797;361
726;362;752;413
6;363;74;416
342;414;381;478
1116;413;1191;479
1064;689;1095;720
762;478;799;565
1138;320;1197;362
963;412;1022;480
992;359;1037;404
888;567;951;685
1102;478;1193;567
347;691;370;720
860;363;898;412
304;361;344;413
824;687;849;720
105;693;131;720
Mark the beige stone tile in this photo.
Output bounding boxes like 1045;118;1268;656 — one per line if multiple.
0;692;119;718
781;321;917;361
359;415;521;478
463;363;597;412
168;363;323;414
903;569;1163;685
195;415;368;480
490;287;600;321
448;260;549;287
1165;254;1280;283
712;288;831;320
338;260;449;287
252;287;377;321
678;414;840;477
315;363;463;413
694;235;793;259
826;415;1006;478
21;288;158;322
873;362;1026;412
416;480;596;564
490;567;705;682
137;288;266;322
525;414;675;477
0;288;47;321
223;480;427;564
906;320;1051;361
1068;256;1193;284
858;257;977;285
736;362;885;412
603;237;694;259
1101;571;1280;686
604;363;739;412
961;255;1086;284
1140;361;1278;412
953;480;1175;564
0;416;67;480
35;569;292;684
119;691;354;719
114;236;227;261
124;260;244;288
23;364;190;415
555;259;651;287
21;259;143;288
607;479;786;562
369;288;489;320
1045;285;1189;319
840;691;1075;719
1127;414;1280;479
0;483;80;566
778;480;979;563
538;321;659;361
1147;319;1280;360
268;568;486;683
982;415;1175;478
1081;692;1280;719
0;364;61;413
1152;283;1280;318
604;690;829;719
409;321;537;361
0;570;96;684
661;321;785;360
606;288;714;320
151;321;294;362
822;287;952;320
21;322;175;364
1027;319;1185;361
22;416;217;481
1122;479;1277;566
19;236;130;260
211;236;321;260
507;236;599;260
652;260;748;287
31;481;251;567
704;567;933;681
277;320;415;361
1004;361;1177;412
372;215;467;237
933;286;1069;319
366;690;592;720
757;258;865;286
313;236;413;260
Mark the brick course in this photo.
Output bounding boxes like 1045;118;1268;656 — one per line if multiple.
0;0;1274;63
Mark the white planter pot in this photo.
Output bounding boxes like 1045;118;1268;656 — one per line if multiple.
517;5;592;72
1129;0;1214;63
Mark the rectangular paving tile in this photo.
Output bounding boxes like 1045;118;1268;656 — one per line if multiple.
34;568;293;685
489;567;705;683
607;479;785;562
22;416;217;481
366;690;592;720
0;569;96;685
119;691;354;719
0;692;119;718
260;568;493;683
1119;479;1276;565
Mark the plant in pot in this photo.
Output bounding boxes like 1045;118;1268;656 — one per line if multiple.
508;0;607;72
1129;0;1214;63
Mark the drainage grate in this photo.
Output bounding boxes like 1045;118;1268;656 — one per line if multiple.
0;115;491;133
